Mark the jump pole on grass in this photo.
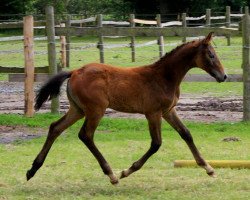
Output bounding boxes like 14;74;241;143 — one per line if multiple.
23;15;35;117
174;160;250;169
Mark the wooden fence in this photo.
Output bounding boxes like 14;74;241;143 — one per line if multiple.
61;6;245;65
44;6;250;120
55;13;240;69
0;6;249;120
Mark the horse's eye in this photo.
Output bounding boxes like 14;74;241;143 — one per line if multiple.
208;51;214;59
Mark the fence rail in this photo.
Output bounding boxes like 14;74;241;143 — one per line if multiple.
55;26;239;37
0;66;49;73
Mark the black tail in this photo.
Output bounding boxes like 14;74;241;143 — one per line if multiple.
35;71;72;111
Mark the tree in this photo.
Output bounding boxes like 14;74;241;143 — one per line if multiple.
0;0;35;15
67;0;132;19
1;0;249;19
126;0;249;15
34;0;69;14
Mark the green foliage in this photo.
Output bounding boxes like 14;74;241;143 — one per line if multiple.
34;0;69;14
126;0;249;15
0;0;35;16
67;0;132;19
0;0;132;18
1;0;249;18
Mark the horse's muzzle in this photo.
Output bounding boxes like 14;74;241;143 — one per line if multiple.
210;70;227;83
216;74;227;83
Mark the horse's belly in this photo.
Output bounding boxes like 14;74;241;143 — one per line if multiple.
107;95;165;114
108;99;143;114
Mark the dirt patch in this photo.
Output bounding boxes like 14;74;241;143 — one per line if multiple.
0;81;243;122
0;125;45;144
222;137;241;142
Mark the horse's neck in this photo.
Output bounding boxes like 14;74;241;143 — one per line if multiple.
154;54;194;87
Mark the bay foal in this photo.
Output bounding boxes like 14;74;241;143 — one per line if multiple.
27;32;227;184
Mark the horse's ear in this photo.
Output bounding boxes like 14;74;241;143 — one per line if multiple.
203;32;214;45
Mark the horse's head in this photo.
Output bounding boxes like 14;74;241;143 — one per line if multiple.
194;32;227;82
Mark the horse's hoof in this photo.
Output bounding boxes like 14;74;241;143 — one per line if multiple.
109;173;119;185
120;170;128;179
110;178;119;185
26;170;34;181
207;171;217;178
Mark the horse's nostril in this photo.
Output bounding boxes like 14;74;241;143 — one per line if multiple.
224;74;228;80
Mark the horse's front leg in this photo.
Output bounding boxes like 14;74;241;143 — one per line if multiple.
163;108;216;177
120;112;162;179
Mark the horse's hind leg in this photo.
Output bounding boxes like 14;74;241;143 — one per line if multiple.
26;106;83;181
120;112;162;179
78;110;118;185
163;108;215;177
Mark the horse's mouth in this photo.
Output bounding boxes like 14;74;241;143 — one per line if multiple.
209;71;227;83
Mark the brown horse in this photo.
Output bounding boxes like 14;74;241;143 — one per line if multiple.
27;32;227;185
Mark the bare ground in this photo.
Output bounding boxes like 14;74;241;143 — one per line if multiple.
0;125;45;144
0;81;243;122
0;81;243;143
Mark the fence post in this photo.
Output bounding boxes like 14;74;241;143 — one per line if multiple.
156;14;164;57
130;14;136;62
245;6;249;15
60;23;66;68
182;13;187;43
242;13;250;121
65;15;71;68
46;6;59;114
206;9;211;27
97;14;104;63
23;15;34;117
226;6;231;46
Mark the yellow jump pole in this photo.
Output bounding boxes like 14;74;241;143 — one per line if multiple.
174;160;250;169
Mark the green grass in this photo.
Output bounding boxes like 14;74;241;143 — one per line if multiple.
0;114;250;199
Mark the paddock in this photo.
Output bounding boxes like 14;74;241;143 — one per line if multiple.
0;5;250;200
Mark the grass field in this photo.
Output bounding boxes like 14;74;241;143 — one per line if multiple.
0;114;250;199
0;35;243;97
0;33;248;199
